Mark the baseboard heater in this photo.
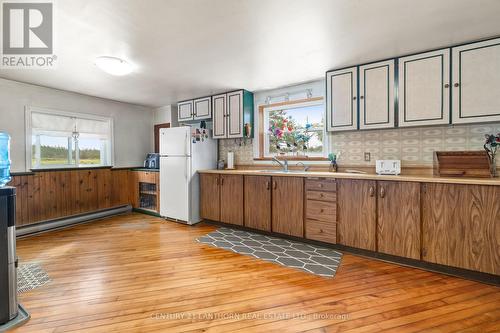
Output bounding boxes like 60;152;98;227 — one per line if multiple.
16;205;132;237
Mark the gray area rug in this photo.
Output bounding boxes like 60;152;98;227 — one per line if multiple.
18;263;51;293
197;227;342;277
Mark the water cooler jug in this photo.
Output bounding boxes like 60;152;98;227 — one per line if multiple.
0;186;17;324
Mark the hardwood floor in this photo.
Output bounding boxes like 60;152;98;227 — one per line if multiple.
12;213;500;333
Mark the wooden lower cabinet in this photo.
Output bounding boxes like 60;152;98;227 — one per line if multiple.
219;175;244;225
422;183;500;275
271;176;304;237
200;173;220;221
377;181;421;259
244;175;271;231
337;179;377;251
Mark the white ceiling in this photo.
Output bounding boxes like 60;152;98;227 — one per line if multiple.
1;0;500;107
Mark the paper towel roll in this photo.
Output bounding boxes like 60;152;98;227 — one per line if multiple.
227;151;234;169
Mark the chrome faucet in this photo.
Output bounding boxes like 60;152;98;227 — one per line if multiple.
272;157;288;172
296;162;310;172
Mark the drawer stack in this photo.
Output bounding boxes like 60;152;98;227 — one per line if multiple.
305;177;337;243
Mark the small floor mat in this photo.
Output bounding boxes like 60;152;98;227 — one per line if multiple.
197;227;342;277
18;263;51;293
0;304;30;331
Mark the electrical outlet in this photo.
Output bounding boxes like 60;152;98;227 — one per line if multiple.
364;152;371;162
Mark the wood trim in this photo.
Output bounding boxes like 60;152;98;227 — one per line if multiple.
258;97;324;159
154;123;170;153
253;157;329;161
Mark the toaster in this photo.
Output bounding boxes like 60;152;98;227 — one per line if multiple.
376;160;401;175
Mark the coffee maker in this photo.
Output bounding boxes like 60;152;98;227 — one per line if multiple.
0;187;17;324
143;153;160;169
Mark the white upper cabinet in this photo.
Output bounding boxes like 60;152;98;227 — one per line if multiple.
359;60;395;130
398;49;450;127
212;93;226;139
326;66;358;132
227;90;244;138
193;96;212;120
178;101;193;121
452;38;500;124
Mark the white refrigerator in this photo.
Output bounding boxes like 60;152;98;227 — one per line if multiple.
159;126;217;224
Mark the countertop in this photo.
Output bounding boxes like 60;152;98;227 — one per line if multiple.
198;169;500;186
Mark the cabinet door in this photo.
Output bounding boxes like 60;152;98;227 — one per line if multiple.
359;60;395;129
244;175;271;231
220;174;243;225
200;174;220;221
212;93;226;139
326;67;358;132
178;100;194;121
422;183;500;275
398;49;450;127
227;90;244;138
452;38;500;124
193;96;212;120
272;177;304;237
377;181;420;259
337;179;376;251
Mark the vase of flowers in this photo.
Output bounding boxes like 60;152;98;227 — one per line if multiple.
484;133;500;177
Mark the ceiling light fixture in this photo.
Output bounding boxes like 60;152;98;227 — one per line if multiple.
95;56;133;76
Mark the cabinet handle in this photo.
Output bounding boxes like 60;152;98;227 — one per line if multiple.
220;177;224;186
266;181;270;190
273;181;277;190
216;177;219;185
352;96;357;100
319;193;324;198
360;96;364;99
369;186;374;197
320;209;324;213
380;187;385;198
444;84;450;88
454;83;460;87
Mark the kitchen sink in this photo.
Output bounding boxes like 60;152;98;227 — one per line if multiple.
256;170;307;173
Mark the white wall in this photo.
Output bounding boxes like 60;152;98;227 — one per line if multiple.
0;78;154;172
153;105;172;124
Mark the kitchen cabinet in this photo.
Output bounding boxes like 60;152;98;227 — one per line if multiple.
359;60;395;130
130;170;160;214
377;181;420;259
398;49;451;127
422;183;500;275
193;96;212;120
452;38;500;124
213;90;254;139
337;179;376;251
271;176;304;237
304;178;337;244
219;174;244;225
244;175;271;231
326;66;358;132
200;173;220;221
177;100;194;122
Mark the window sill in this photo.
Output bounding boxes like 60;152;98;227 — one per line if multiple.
254;157;329;161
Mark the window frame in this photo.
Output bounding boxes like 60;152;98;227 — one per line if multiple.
25;106;114;170
257;97;328;160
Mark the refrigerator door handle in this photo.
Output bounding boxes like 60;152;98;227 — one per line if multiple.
185;131;189;156
184;159;189;180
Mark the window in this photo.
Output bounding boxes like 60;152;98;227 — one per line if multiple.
27;108;113;169
262;99;326;158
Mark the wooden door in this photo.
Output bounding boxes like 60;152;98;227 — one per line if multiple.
377;181;421;259
200;173;220;221
337;179;377;251
422;183;500;275
244;175;271;231
359;60;395;130
326;66;358;131
398;49;450;127
271;176;304;237
452;38;500;124
212;93;226;139
178;100;194;121
193;96;212;120
227;90;244;138
220;174;243;225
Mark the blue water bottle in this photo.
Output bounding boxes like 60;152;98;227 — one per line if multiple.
0;132;11;187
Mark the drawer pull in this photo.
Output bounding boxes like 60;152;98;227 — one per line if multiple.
266;181;270;190
319;193;324;198
369;186;374;197
320;209;324;213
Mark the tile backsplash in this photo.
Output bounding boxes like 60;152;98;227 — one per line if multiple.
218;123;500;167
